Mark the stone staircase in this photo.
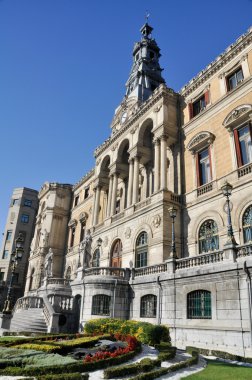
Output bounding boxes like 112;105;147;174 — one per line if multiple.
10;308;48;333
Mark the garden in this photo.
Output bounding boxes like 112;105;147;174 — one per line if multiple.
0;319;251;380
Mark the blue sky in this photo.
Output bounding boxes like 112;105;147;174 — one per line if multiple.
0;0;252;244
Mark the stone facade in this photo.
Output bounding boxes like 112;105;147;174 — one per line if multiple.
8;24;252;356
0;188;38;309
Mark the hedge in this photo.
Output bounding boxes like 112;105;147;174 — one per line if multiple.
104;358;161;379
186;346;252;364
128;352;199;380
12;335;111;354
37;373;89;380
84;319;170;345
0;347;141;377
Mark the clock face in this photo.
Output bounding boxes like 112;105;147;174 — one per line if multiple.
120;111;128;124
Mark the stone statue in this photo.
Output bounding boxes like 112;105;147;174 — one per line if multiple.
44;248;53;278
80;229;92;268
42;229;49;247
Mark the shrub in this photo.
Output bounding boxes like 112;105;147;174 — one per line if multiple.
12;343;62;353
84;319;170;345
37;373;89;380
186;346;252;363
103;358;161;379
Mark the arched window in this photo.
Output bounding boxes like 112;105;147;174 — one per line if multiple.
111;239;122;268
92;249;100;267
140;295;157;318
92;295;110;316
198;220;219;254
187;290;211;319
243;205;252;243
135;232;148;268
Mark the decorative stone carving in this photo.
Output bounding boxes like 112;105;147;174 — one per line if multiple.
154;104;162;113
78;212;88;222
223;104;252;129
125;227;131;239
111;142;119;151
187;131;215;154
68;219;77;227
152;214;161;228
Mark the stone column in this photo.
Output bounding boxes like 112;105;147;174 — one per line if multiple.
127;158;134;207
93;186;101;225
106;175;113;217
154;139;160;192
111;173;118;215
160;135;168;190
91;187;97;225
132;156;140;204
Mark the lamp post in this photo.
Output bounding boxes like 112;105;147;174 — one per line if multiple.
168;206;177;258
221;181;237;246
3;233;24;313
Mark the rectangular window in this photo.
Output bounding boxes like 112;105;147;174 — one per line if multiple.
197;148;212;186
24;199;32;207
12;199;19;206
84;187;90;199
74;195;79;207
189;90;209;119
2;250;9;259
21;214;29;223
234;124;252;167
92;295;111;316
6;230;12;241
0;271;4;281
227;67;244;91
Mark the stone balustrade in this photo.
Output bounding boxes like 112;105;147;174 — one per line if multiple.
46;278;70;286
238;162;252;178
84;266;129;279
13;296;43;312
47;294;73;311
237;244;252;257
175;250;224;270
133;263;167;278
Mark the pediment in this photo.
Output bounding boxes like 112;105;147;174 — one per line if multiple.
223;104;252;130
187;131;215;153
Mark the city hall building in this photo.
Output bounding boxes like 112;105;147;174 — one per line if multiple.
2;23;252;356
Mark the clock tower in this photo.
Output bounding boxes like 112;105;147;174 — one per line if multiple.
125;22;165;102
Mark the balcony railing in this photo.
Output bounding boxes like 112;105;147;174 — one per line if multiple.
175;250;223;270
237;244;252;258
134;263;167;277
197;182;213;196
238;162;252;178
84;266;130;279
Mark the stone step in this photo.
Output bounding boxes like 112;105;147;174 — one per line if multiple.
11;307;48;333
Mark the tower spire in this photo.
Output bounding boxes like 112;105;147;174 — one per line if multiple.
125;22;165;102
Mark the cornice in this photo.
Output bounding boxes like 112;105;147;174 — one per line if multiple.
94;84;178;159
73;168;95;191
180;26;252;98
39;182;72;200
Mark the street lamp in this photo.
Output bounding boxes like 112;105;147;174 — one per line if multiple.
2;233;24;313
221;181;237;246
168;206;177;259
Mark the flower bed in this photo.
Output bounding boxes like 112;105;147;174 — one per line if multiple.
84;319;170;345
84;335;138;363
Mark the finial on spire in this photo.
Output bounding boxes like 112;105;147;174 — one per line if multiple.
145;11;150;23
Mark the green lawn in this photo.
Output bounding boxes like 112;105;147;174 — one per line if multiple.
185;360;252;380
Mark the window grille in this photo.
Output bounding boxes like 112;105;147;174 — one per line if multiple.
140;294;157;318
199;220;219;253
135;231;148;268
92;295;111;316
243;205;252;243
187;290;211;319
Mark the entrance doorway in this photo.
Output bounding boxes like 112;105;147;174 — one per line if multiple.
110;239;122;267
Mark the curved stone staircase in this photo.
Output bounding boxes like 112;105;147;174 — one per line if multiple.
10;308;47;333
